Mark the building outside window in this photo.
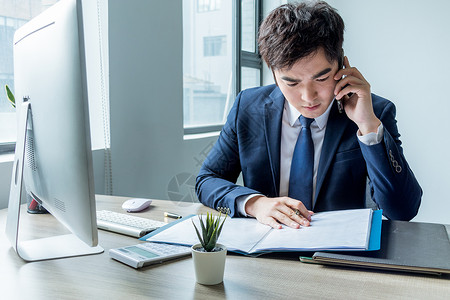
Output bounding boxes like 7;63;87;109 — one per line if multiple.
183;0;234;130
183;0;262;132
197;0;221;13
203;35;227;57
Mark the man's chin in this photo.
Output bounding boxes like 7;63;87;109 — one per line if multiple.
300;107;325;119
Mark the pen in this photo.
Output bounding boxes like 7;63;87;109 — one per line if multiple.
164;212;182;219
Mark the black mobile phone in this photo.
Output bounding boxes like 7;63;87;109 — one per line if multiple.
335;51;352;114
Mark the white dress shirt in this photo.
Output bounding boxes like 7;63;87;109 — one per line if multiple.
236;99;383;216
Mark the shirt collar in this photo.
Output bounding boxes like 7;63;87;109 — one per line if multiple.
285;99;335;130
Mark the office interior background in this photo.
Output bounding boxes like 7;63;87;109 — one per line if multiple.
0;0;449;225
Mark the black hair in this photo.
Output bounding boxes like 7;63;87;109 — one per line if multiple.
258;1;345;70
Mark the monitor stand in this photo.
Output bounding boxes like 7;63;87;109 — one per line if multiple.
5;102;104;261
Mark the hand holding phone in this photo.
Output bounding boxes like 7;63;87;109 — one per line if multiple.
333;55;380;135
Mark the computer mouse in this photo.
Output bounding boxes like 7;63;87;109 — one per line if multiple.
122;198;152;212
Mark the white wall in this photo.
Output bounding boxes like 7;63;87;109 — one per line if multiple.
318;0;450;224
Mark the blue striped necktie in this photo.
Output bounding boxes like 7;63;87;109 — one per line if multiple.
288;115;314;210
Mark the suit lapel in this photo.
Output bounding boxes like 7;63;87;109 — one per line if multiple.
263;88;284;196
315;102;350;205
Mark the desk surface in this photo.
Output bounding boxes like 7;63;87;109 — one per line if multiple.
1;195;449;300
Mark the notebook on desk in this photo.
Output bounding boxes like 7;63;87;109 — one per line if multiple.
300;220;450;275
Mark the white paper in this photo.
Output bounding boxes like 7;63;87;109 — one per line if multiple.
146;216;272;253
254;209;372;252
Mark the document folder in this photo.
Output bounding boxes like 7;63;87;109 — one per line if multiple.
301;220;450;275
142;208;382;255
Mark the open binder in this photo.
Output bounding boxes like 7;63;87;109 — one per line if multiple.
141;208;382;255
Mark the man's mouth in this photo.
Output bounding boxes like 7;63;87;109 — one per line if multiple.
303;104;320;110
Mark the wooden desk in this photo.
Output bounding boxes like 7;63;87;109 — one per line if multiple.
1;195;449;299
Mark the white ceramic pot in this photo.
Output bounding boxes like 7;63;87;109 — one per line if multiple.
191;243;227;285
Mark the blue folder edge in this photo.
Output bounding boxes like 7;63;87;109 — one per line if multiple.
140;210;382;252
367;209;382;251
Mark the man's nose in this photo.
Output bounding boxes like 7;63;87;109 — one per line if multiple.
301;83;317;103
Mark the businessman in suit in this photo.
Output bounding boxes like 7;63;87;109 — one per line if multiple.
196;1;422;229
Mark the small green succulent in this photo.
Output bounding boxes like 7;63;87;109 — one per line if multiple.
192;212;226;252
5;84;15;108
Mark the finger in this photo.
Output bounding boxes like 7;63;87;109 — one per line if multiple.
273;210;303;229
285;198;313;221
344;56;350;68
294;213;311;227
261;216;283;229
283;208;311;227
273;199;310;229
334;76;365;99
334;66;365;83
336;84;365;101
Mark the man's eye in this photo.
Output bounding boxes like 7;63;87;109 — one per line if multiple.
287;82;298;87
317;76;329;82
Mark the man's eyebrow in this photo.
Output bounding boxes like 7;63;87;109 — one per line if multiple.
280;67;332;83
280;76;300;83
312;68;332;79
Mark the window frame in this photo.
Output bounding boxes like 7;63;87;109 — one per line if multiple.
235;0;263;94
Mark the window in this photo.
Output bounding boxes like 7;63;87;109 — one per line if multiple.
203;35;227;57
183;0;234;130
197;0;221;13
241;66;261;91
183;0;262;133
0;0;59;153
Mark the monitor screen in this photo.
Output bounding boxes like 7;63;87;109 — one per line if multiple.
6;0;103;261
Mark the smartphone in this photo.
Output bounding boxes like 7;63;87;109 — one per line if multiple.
335;51;348;114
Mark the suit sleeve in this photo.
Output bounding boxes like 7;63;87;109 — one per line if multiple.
195;92;261;217
359;100;422;221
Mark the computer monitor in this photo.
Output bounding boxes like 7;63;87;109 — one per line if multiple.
5;0;103;261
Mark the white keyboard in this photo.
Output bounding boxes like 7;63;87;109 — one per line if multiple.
97;210;166;238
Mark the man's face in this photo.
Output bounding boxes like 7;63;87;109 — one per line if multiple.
273;47;339;119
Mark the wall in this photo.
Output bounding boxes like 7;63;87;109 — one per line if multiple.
320;0;450;224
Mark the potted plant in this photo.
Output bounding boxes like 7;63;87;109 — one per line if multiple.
191;212;227;285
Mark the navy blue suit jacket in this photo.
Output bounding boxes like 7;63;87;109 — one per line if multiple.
196;85;422;221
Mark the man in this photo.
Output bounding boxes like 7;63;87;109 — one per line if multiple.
196;1;422;229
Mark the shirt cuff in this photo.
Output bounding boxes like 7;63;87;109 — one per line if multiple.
236;194;262;217
357;123;384;146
